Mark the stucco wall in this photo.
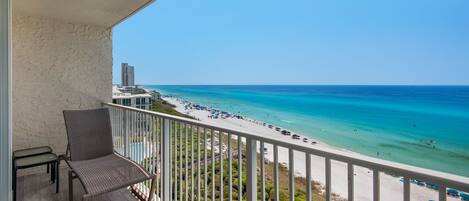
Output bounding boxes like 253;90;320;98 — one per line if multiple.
12;15;112;154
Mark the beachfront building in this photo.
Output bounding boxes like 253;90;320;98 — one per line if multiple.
112;85;153;110
1;0;468;201
121;63;135;86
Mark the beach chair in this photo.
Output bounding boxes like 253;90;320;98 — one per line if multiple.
63;108;156;201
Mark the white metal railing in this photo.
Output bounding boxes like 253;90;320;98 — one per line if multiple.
103;102;469;201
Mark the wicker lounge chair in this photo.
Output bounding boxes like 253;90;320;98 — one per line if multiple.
63;108;156;201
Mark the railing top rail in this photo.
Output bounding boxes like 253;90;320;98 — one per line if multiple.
103;102;469;192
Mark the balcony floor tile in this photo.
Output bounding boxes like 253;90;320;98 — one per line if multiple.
16;167;138;201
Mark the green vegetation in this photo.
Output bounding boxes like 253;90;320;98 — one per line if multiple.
138;125;333;201
150;99;194;119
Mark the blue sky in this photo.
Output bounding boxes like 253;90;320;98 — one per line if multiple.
113;0;469;85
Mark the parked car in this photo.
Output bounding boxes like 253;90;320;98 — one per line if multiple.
447;189;460;197
460;193;469;201
292;134;301;140
426;182;439;190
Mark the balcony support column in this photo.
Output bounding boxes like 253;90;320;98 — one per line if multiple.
0;0;12;200
246;137;257;201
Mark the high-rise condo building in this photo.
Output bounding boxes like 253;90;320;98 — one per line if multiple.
121;63;135;86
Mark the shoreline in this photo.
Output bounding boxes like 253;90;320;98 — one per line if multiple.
162;95;459;201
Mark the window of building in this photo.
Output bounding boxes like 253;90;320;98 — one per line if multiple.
123;99;131;106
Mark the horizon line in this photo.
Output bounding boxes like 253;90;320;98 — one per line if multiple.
127;83;469;87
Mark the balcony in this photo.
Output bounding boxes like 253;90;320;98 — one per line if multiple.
3;0;469;200
97;102;468;201
12;102;469;201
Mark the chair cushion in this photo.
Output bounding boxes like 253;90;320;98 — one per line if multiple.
69;153;153;197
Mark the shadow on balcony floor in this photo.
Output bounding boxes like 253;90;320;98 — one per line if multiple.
16;167;138;201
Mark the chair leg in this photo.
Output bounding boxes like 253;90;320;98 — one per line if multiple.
51;163;55;182
147;176;157;201
56;161;60;193
47;163;49;174
13;167;17;201
12;159;15;190
68;170;73;201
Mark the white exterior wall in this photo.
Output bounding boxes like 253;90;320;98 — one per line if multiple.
12;15;112;154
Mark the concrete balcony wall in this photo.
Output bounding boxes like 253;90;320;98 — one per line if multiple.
12;14;112;155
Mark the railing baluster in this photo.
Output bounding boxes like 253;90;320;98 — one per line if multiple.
122;109;124;154
113;109;117;147
197;127;201;201
219;131;224;201
306;153;311;201
152;116;156;198
112;108;115;143
180;122;183;201
211;130;215;201
120;109;123;153
170;120;173;200
373;170;380;201
133;111;137;190
138;112;145;189
141;112;144;191
191;125;195;201
159;117;163;199
124;110;129;157
144;114;149;192
175;121;178;201
121;109;124;154
228;133;232;201
163;118;171;201
274;145;279;201
403;177;410;201
115;109;117;147
246;137;257;201
115;109;118;153
137;112;140;163
439;184;447;201
238;136;242;201
122;109;125;155
132;111;136;168
348;163;354;201
325;158;331;201
110;108;114;143
185;123;188;201
204;128;208;201
289;149;294;201
260;142;265;201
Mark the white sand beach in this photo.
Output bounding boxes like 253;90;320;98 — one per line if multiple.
164;96;458;201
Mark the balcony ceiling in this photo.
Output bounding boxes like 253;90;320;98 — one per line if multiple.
13;0;154;28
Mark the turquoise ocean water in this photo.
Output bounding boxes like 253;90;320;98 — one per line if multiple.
146;85;469;177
